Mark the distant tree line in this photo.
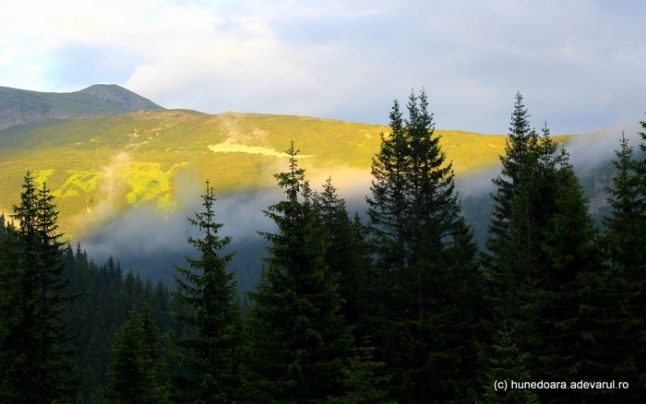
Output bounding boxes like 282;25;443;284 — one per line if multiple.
0;91;645;402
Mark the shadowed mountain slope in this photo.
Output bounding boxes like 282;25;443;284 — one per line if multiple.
0;84;163;130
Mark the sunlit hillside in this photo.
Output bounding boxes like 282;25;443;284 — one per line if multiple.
0;109;570;237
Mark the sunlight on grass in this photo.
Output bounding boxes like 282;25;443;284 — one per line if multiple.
208;142;292;158
33;169;55;187
0;109;575;237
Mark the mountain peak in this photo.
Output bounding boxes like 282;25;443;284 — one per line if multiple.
80;83;123;91
77;84;161;108
0;84;164;131
77;84;163;110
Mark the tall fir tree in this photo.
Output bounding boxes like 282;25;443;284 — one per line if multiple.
604;133;642;273
604;129;646;394
313;179;391;402
246;142;354;402
367;90;484;402
313;178;371;328
483;96;621;401
1;173;76;402
528;160;622;401
485;92;543;319
368;99;409;273
482;95;553;394
0;218;24;402
634;119;646;390
172;181;241;403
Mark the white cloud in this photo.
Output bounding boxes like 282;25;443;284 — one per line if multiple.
0;0;645;133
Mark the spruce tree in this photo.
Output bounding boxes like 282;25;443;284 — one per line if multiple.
109;311;149;403
368;99;409;273
604;130;646;393
604;133;642;273
2;173;76;402
529;161;621;401
364;100;411;400
367;91;483;402
140;303;168;398
313;178;371;328
63;243;174;402
172;181;241;403
0;218;24;402
518;134;637;402
485;93;543;319
109;309;168;403
482;96;556;391
483;96;621;400
634;119;646;390
313;179;391;402
480;323;538;404
247;142;353;402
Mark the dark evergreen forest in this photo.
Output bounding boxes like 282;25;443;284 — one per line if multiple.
1;92;645;402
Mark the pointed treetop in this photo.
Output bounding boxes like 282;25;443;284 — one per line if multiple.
389;99;404;133
541;122;550;137
509;92;531;139
275;140;305;204
407;90;419;126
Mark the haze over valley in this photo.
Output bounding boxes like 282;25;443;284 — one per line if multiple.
0;84;631;289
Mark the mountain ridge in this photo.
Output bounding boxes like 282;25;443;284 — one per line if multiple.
0;84;576;238
0;84;163;131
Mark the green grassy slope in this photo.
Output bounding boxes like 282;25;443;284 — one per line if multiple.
0;109;570;237
0;84;163;130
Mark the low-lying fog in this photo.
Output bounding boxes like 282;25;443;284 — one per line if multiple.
80;127;643;290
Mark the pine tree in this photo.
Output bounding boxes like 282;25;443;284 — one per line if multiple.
172;181;241;403
246;142;353;402
367;91;483;402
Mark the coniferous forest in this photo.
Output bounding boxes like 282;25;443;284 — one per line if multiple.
1;91;645;403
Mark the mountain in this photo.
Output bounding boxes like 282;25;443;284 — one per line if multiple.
0;85;574;238
0;84;163;130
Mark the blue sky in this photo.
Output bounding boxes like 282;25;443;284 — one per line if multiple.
0;0;645;133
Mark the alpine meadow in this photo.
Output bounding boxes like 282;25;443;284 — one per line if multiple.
1;1;645;402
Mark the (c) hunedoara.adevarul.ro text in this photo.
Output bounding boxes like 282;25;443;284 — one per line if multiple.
493;380;629;392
